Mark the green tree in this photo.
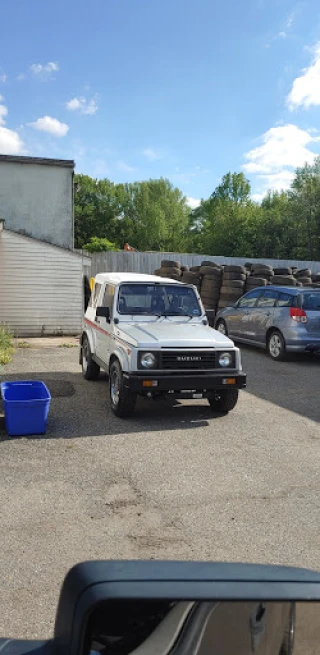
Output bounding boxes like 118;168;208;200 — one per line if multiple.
82;237;120;252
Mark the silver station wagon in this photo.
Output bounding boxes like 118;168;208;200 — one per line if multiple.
215;286;320;360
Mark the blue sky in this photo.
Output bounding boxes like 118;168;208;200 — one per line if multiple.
2;0;320;206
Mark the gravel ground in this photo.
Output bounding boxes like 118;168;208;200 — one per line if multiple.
0;344;319;640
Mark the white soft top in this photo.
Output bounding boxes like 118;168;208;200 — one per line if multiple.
94;272;183;285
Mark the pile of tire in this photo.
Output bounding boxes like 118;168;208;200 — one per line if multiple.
181;265;202;290
250;263;274;283
218;265;247;310
293;268;313;286
199;261;223;310
311;271;320;287
154;260;182;280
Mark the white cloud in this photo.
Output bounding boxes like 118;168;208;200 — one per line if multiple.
29;115;69;137
0;127;25;154
66;95;98;115
186;196;201;210
286;11;295;28
0;73;6;83
30;62;59;78
243;124;318;174
277;31;287;39
117;160;136;173
243;124;320;198
143;148;161;161
287;42;320;110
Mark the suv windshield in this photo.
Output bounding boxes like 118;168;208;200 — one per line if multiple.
117;283;202;316
299;292;320;311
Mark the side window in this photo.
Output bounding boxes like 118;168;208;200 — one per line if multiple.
256;289;278;308
277;292;294;307
89;283;102;309
238;289;261;308
103;284;115;316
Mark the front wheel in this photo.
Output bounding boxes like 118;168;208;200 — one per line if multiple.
109;360;137;418
208;388;239;412
267;330;286;361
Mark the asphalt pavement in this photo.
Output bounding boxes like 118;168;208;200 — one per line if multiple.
0;343;319;640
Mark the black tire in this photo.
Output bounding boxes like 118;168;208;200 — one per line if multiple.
200;265;222;276
223;272;246;281
251;268;274;276
154;269;161;275
274;267;292;275
189;266;201;272
215;319;228;336
109;359;137;417
161;260;181;268
223;265;246;274
267;330;286;361
208;389;239;412
201;260;222;268
181;265;189;272
220;286;243;296
246;277;267;286
279;604;295;655
81;335;100;380
270;275;296;285
296;268;312;278
160;267;181;276
221;280;245;290
297;277;312;285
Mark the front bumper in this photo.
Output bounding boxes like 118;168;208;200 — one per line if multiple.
123;371;247;393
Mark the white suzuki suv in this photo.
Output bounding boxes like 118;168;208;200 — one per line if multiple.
80;273;246;417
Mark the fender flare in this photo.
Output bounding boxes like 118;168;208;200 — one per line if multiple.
109;343;130;373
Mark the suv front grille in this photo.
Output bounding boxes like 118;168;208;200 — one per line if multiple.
161;351;217;369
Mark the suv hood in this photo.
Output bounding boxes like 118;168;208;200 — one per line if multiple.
116;321;235;349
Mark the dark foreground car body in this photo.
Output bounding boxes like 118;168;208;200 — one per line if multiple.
215;286;320;360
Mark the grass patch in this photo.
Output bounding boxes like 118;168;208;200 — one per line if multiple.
0;325;15;366
58;342;77;348
17;340;31;349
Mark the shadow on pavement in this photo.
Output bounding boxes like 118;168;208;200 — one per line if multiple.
239;344;320;424
0;370;228;440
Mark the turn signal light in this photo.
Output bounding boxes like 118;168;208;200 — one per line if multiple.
290;308;307;323
142;380;158;387
222;378;236;385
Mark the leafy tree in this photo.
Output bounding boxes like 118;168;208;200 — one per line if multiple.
82;237;120;252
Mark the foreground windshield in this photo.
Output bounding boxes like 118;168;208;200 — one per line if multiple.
117;284;202;316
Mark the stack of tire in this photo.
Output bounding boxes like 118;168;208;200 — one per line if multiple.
311;271;320;287
181;265;202;291
293;268;313;287
248;263;274;285
218;265;247;310
268;266;298;287
199;261;223;310
154;260;182;280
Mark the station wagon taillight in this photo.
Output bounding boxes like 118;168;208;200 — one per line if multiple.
289;307;308;323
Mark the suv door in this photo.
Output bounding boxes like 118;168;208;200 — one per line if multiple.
230;289;262;339
254;288;279;344
95;284;114;364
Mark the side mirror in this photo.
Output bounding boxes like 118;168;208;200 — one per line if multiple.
96;306;110;321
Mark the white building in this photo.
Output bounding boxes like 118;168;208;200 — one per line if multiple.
0;155;89;336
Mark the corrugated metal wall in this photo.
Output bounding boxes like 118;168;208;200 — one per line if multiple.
88;251;320;277
0;230;84;337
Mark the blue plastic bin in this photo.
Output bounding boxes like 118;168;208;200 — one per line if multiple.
0;380;51;436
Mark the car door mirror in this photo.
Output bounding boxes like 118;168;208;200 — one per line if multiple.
96;306;110;321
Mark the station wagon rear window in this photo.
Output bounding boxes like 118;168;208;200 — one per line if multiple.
117;284;201;316
299;292;320;311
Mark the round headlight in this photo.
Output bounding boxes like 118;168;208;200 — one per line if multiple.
219;352;232;367
141;352;156;368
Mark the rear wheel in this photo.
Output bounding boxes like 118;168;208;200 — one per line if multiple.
215;319;228;336
82;335;100;380
208;389;239;412
109;360;137;417
267;330;286;361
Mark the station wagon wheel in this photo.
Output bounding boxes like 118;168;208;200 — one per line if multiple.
216;319;228;336
81;335;100;380
267;330;286;361
109;360;137;418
